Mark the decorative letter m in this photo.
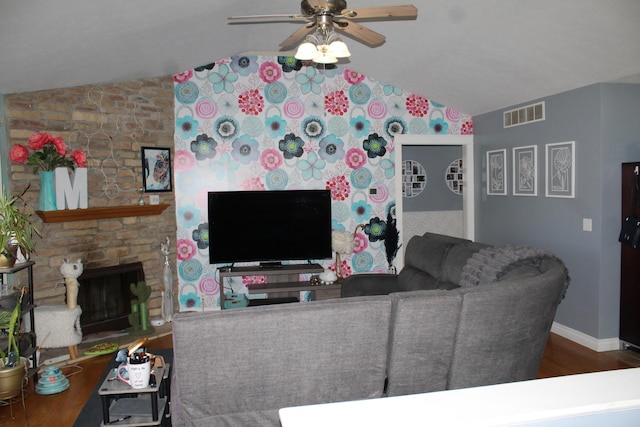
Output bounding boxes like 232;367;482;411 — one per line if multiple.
55;168;88;209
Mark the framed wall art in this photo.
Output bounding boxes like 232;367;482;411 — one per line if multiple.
512;145;537;196
142;147;172;192
402;159;427;198
486;149;507;195
445;158;464;195
545;141;575;198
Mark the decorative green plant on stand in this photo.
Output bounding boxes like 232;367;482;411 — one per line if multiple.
0;287;26;364
128;281;154;336
0;287;28;400
0;185;41;268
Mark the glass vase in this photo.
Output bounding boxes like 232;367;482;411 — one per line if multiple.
38;171;57;211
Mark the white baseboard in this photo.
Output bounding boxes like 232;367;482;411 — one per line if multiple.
551;322;621;352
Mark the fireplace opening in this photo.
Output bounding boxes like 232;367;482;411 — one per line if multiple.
77;262;145;336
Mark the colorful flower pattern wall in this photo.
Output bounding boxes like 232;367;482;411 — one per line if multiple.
173;55;472;311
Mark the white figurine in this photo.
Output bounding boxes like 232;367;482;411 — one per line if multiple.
60;258;83;309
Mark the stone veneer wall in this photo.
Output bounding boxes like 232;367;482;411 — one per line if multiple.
3;77;176;317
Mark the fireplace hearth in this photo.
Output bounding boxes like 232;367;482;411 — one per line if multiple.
77;262;145;335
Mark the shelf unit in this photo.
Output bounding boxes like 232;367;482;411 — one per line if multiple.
35;204;170;223
0;261;37;380
219;263;340;309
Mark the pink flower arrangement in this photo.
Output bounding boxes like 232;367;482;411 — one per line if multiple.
10;132;86;173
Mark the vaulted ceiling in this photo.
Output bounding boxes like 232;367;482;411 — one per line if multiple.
1;0;639;116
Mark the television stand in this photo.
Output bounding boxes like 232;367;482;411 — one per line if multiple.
218;263;340;309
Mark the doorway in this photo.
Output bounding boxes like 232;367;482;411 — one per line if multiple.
394;134;475;270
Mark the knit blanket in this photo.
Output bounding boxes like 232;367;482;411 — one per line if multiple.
459;244;569;298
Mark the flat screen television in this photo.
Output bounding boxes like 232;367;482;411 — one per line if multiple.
208;190;333;265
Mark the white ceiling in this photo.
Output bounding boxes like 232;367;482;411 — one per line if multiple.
1;0;639;116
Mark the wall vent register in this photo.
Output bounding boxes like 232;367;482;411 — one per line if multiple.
503;101;545;128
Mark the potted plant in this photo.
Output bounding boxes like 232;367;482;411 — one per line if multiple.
0;287;28;400
0;185;41;268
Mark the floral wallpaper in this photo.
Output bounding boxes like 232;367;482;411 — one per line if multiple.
173;55;472;311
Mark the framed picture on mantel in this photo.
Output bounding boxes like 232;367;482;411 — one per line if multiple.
142;147;172;192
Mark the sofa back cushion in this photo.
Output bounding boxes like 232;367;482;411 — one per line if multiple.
446;259;567;390
399;233;474;291
386;290;462;396
171;296;392;427
401;234;465;281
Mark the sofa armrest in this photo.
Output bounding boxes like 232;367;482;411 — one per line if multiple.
341;273;400;297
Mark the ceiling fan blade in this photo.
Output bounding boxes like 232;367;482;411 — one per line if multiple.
343;5;418;20
279;23;316;50
336;19;386;47
228;14;308;21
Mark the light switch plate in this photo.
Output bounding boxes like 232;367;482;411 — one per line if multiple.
583;218;592;232
149;195;160;205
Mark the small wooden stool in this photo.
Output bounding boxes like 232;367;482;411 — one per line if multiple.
34;305;83;359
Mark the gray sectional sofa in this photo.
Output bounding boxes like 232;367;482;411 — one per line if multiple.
171;232;569;426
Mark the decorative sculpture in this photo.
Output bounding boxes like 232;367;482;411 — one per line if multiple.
331;230;354;281
128;281;154;336
384;210;400;274
331;224;366;280
161;236;174;322
60;258;83;309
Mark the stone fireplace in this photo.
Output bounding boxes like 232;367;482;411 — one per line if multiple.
3;77;177;321
77;262;146;335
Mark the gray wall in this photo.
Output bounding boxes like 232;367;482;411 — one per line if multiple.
473;83;640;340
0;94;7;190
402;145;463;212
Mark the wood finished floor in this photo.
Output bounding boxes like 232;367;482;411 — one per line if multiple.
1;333;639;426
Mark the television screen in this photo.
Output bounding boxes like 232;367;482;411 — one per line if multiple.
208;190;333;265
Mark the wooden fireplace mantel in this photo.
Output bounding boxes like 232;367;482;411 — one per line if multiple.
35;204;170;223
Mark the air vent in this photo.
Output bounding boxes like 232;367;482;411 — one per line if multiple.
503;101;545;128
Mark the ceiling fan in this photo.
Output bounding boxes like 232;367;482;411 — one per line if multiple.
228;0;418;51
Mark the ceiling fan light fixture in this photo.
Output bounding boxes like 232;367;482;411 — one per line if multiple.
295;41;320;61
327;39;351;58
295;30;350;64
314;50;338;64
